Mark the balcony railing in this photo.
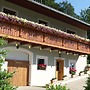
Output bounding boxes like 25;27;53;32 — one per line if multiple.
0;21;90;54
0;12;90;54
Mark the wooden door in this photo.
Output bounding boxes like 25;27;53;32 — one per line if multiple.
6;60;29;86
56;60;64;80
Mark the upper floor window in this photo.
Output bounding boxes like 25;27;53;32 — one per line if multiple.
39;19;48;26
2;7;17;16
67;29;76;34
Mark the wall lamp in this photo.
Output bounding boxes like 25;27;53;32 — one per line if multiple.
16;43;19;49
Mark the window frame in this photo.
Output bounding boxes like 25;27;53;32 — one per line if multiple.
36;55;48;70
2;6;18;16
66;28;77;34
38;18;49;26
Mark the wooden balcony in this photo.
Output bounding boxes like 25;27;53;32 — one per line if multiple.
0;21;90;54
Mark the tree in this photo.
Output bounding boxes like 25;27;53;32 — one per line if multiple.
80;7;90;24
0;38;16;90
42;0;60;10
84;75;90;90
58;0;75;16
79;7;90;63
79;7;90;39
35;0;76;17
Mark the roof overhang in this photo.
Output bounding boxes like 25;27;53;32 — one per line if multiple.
6;0;90;30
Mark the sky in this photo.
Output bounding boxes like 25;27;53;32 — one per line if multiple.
55;0;90;15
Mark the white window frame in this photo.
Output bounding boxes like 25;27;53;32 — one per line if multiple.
36;55;48;70
38;18;49;26
66;28;77;34
2;6;18;16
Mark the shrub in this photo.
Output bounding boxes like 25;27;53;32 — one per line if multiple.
84;74;90;90
46;84;70;90
0;38;17;90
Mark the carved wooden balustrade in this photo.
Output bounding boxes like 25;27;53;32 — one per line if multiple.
0;22;90;54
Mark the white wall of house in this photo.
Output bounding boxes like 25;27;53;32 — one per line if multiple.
76;55;87;73
30;48;58;86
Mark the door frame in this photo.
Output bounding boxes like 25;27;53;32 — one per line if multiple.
54;57;65;80
56;60;64;80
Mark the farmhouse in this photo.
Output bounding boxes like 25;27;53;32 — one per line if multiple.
0;0;90;86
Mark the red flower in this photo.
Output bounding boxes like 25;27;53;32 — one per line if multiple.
70;67;76;75
38;64;46;68
70;68;76;72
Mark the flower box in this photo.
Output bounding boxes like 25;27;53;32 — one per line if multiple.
79;71;84;76
38;64;46;70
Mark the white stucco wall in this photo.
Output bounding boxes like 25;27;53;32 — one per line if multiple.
76;55;87;73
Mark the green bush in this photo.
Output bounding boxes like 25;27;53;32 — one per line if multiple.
46;84;70;90
0;38;17;90
84;75;90;90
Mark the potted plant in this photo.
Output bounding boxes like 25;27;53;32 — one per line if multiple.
38;64;46;70
79;71;84;76
84;66;89;74
63;75;67;80
70;67;76;78
50;78;57;83
84;69;88;74
87;64;90;71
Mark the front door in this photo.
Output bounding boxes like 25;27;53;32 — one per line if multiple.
56;60;64;80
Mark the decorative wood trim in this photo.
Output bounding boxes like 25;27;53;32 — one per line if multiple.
0;22;90;54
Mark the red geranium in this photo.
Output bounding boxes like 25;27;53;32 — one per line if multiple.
38;64;46;67
70;67;76;75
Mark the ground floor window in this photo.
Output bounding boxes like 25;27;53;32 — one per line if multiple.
36;55;48;70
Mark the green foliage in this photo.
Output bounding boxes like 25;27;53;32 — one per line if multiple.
0;38;16;90
79;7;90;39
35;0;76;17
58;0;75;17
87;55;90;64
46;84;70;90
84;75;90;90
43;0;60;10
80;7;90;24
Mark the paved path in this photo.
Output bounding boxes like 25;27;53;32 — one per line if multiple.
17;75;88;90
66;77;87;90
17;86;46;90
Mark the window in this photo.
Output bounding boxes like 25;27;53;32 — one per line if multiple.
36;55;48;70
67;29;76;34
2;7;17;16
39;19;48;26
